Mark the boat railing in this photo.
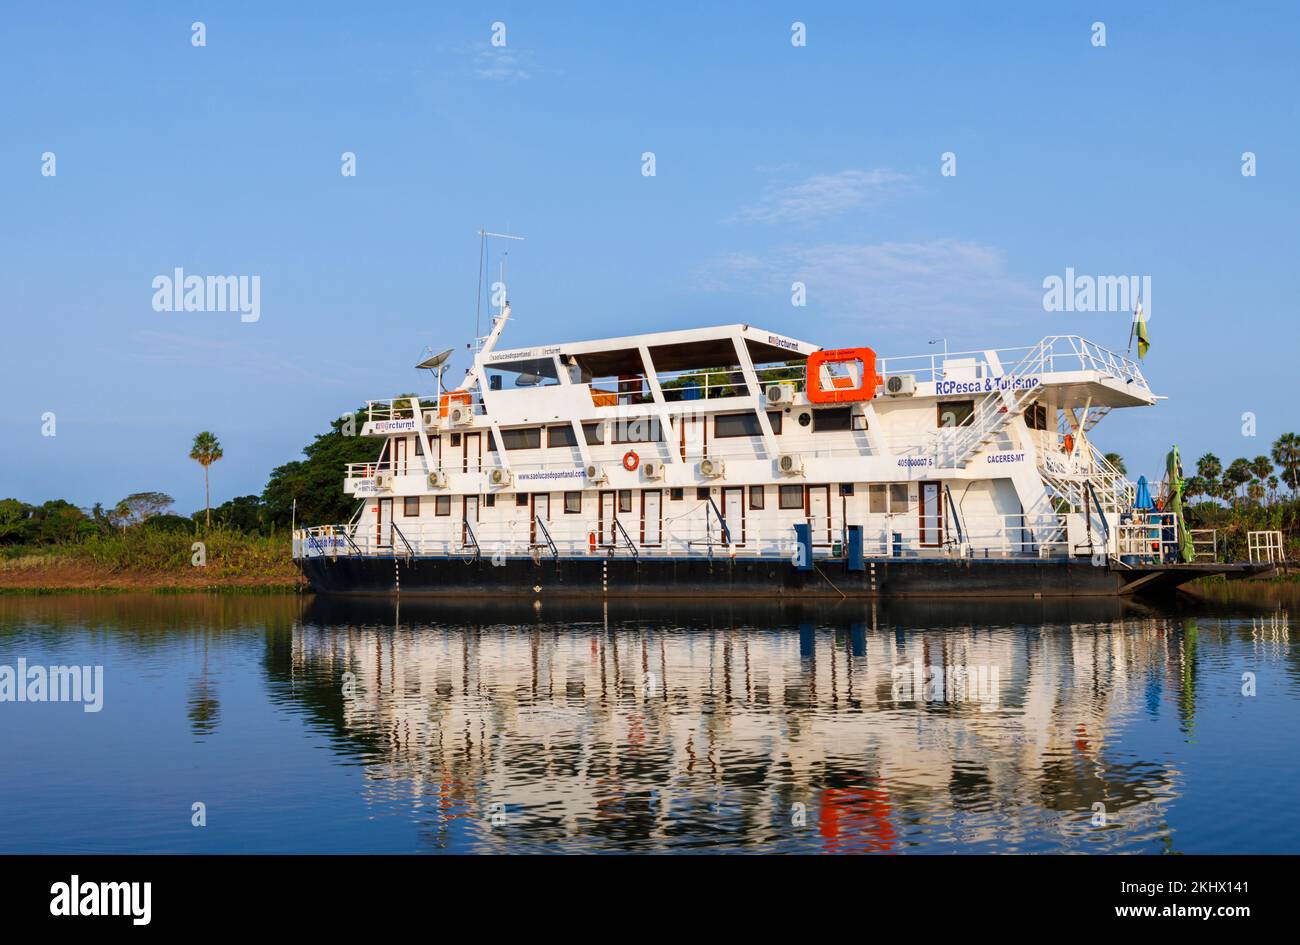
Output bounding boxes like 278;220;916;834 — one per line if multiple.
877;336;1150;392
1115;511;1179;562
296;510;1072;562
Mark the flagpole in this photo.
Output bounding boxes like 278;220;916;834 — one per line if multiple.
1126;291;1139;354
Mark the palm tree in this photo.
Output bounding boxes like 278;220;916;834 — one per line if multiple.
1103;452;1126;475
1195;453;1223;504
190;432;224;529
1273;433;1300;495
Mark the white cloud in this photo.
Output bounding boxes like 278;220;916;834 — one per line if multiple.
729;169;910;225
700;239;1041;336
474;48;534;81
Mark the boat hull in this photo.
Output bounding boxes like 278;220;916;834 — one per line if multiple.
300;554;1247;599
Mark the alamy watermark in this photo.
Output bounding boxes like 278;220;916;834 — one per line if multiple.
1042;268;1151;318
152;268;261;323
890;661;1000;711
1;659;104;712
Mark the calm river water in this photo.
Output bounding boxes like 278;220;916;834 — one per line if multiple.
1;588;1296;854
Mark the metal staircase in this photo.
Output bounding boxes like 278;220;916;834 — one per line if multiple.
950;343;1047;469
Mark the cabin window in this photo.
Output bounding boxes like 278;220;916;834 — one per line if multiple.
547;423;605;448
779;485;804;510
669;488;684;500
414;436;424;455
714;411;785;437
484;494;495;508
813;406;853;432
499;427;542;450
403;497;420;517
611;417;661;444
696;487;711;500
868;484;911;513
435;496;451;516
749;486;766;510
852;413;868;431
839;484;855;496
618;490;633;513
564;492;582;513
1025;403;1049;431
938;400;975;428
515;493;529;507
450;433;462;447
484;357;561;390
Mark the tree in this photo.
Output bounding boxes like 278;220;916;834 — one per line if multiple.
1103;452;1127;475
1273;433;1300;495
110;492;174;528
1223;458;1253;506
190;432;224;529
263;408;382;527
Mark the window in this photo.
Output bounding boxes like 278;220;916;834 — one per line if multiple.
403;496;420;516
851;413;868;431
548;423;605;447
812;407;853;432
611;417;661;444
484;493;495;508
714;411;785;437
564;492;582;514
516;493;529;507
696;487;711;500
938;401;975;428
414;435;424;455
618;490;633;513
1025;403;1049;431
839;484;855;497
749;486;766;510
669;488;684;500
450;433;462;447
435;495;451;516
779;485;804;510
500;427;542;450
868;484;911;513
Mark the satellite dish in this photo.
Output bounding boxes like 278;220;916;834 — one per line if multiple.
514;373;542;387
415;347;454;371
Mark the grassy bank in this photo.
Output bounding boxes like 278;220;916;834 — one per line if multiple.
0;527;302;593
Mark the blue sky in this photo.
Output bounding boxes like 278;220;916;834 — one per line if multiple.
2;2;1297;513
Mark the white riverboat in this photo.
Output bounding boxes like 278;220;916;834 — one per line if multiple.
294;300;1246;597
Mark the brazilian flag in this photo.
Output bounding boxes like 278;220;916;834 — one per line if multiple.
1134;301;1150;359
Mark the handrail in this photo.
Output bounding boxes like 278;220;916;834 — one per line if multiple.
706;495;731;545
342;525;364;557
533;516;559;559
390;523;414;561
612;517;639;558
462;516;481;559
1085;479;1110;541
944;483;965;546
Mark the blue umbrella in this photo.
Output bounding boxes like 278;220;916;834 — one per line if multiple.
1134;475;1154;510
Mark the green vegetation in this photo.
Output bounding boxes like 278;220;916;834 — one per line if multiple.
190;431;224;529
1182;435;1300;560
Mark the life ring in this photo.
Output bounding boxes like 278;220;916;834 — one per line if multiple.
622;450;640;472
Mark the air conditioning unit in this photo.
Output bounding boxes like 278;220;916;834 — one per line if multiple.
488;468;513;487
884;374;917;397
585;463;607;483
641;461;663;480
422;410;439;428
375;471;393;489
448;405;473;426
765;383;795;406
698;458;725;479
777;453;804;476
427;470;448;488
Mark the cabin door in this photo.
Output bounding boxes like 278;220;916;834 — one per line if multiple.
641;489;662;546
919;481;944;548
463;432;482;472
391;437;408;476
721;486;745;546
680;413;706;461
598;490;618;545
376;498;393;548
462;495;479;548
807;485;832;545
530;493;550;546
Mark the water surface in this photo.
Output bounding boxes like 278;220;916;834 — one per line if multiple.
1;589;1296;853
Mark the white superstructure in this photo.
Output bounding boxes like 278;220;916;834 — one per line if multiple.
296;313;1156;565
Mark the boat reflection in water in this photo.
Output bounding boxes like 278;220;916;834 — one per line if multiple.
282;594;1293;853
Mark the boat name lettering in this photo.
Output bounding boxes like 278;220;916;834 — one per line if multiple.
986;452;1026;464
935;375;1041;396
371;419;417;433
767;334;800;352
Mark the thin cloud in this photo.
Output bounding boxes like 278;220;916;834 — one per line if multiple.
474;48;534;81
728;169;910;225
700;239;1041;336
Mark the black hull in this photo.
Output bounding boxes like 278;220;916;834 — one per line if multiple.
300;554;1251;599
